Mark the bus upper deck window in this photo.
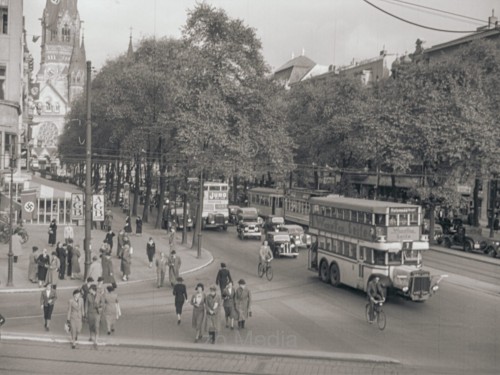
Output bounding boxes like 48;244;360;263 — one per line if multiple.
375;214;386;225
325;207;331;217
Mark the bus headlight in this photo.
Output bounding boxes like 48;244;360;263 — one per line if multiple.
432;285;439;292
402;287;409;292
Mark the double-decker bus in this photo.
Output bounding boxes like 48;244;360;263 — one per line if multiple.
307;196;441;301
202;182;229;230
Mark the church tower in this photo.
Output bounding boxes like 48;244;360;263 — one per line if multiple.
33;0;86;151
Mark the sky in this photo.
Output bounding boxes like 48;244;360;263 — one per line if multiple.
23;0;500;72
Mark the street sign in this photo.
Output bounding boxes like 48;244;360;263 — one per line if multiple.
93;195;104;221
71;193;84;220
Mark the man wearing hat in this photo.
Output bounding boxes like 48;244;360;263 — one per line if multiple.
206;284;222;344
215;262;233;295
234;279;252;329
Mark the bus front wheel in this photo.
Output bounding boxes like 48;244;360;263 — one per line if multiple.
330;263;341;287
320;260;330;283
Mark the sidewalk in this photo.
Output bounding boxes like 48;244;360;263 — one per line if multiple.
0;204;213;292
0;338;407;375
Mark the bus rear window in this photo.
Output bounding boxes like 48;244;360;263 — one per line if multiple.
375;214;386;225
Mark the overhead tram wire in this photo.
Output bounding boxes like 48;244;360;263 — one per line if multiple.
378;0;487;25
390;0;487;24
362;0;486;33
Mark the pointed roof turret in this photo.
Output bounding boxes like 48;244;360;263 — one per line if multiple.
127;31;134;59
69;35;86;74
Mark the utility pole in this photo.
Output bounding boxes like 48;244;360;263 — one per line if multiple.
6;144;16;286
84;61;92;279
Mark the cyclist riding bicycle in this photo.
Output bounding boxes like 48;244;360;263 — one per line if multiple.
367;276;385;323
259;241;273;270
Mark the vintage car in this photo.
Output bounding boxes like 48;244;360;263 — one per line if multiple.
237;220;261;240
202;213;228;231
279;224;311;250
441;226;481;252
266;232;298;258
263;215;285;233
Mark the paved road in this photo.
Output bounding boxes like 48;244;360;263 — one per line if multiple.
0;341;403;375
2;226;499;374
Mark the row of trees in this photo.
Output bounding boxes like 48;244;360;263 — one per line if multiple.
287;39;500;234
60;3;500;240
60;4;294;236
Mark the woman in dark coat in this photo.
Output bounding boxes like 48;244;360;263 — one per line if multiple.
37;248;50;287
56;242;67;280
66;240;73;277
146;237;155;268
136;216;143;236
173;277;187;325
124;216;132;234
104;229;115;253
48;219;57;246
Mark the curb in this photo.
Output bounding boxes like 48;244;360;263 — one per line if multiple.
0;332;400;365
429;245;500;266
0;249;214;294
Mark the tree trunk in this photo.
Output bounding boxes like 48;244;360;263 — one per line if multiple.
114;161;122;207
182;187;188;245
142;156;153;223
156;164;166;229
132;157;140;217
473;177;480;227
429;202;436;245
192;170;204;249
232;175;238;203
489;179;497;238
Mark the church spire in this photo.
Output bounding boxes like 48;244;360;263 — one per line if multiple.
127;28;134;58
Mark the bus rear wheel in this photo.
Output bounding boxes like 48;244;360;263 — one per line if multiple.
319;260;330;283
330;263;340;287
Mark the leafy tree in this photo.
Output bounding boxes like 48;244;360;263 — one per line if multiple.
179;4;294;246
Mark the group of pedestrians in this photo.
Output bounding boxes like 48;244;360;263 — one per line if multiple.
168;262;252;344
28;226;82;287
65;277;120;349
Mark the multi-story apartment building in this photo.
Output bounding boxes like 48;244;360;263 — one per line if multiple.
0;0;23;171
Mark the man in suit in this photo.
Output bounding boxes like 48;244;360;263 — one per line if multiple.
66;289;84;349
215;263;233;295
40;283;57;331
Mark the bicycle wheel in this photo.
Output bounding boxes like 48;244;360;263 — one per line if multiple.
365;303;372;323
258;263;265;278
377;309;386;330
266;265;273;281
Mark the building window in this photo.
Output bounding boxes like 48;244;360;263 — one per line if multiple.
45;102;52;112
50;29;57;41
62;24;70;42
0;65;5;100
54;102;60;112
0;6;7;34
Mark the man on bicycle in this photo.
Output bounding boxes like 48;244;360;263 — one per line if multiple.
367;276;385;323
259;241;273;270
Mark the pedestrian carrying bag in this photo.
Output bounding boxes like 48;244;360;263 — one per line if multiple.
64;321;71;333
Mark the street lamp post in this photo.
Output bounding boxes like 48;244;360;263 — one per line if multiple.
84;61;92;279
7;147;16;286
